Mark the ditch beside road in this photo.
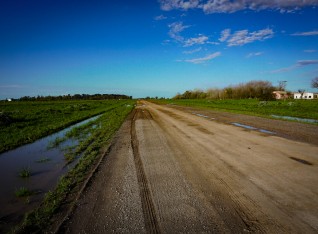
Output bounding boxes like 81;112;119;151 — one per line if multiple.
60;101;318;233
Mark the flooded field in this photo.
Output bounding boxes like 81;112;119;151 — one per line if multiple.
0;115;100;227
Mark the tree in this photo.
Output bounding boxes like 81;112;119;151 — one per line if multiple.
298;89;305;99
312;77;318;89
278;81;287;91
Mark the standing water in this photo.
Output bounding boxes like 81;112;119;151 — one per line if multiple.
0;115;101;230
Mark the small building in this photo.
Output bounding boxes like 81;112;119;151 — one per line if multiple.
6;98;12;102
293;92;318;99
273;91;289;100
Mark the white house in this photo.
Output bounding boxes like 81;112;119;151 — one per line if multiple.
293;92;318;99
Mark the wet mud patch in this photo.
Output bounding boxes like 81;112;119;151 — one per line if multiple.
135;108;153;120
289;157;313;166
196;127;214;135
187;123;199;127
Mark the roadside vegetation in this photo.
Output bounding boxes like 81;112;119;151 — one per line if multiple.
174;80;278;100
153;99;318;121
14;100;135;233
0;99;131;154
151;80;318;121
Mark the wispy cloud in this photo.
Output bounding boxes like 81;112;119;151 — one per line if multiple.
246;52;264;58
297;60;318;66
154;15;167;21
184;52;221;64
159;0;318;14
270;60;318;73
219;29;231;42
0;85;24;88
304;49;317;53
183;47;202;54
222;28;274;47
291;30;318;36
168;22;190;42
183;35;209;47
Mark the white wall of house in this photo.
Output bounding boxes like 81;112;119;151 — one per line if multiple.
293;92;315;99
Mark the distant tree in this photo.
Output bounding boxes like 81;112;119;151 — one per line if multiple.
278;81;287;91
298;89;305;99
312;77;318;89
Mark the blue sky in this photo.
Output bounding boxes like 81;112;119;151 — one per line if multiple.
1;0;318;99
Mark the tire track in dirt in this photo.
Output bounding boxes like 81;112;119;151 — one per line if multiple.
146;101;318;233
131;109;161;234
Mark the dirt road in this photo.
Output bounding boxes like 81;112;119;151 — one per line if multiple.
60;101;318;233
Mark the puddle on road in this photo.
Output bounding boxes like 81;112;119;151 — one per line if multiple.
271;115;318;124
232;123;257;130
0;115;101;226
231;122;276;135
258;129;276;134
192;112;214;119
191;112;274;135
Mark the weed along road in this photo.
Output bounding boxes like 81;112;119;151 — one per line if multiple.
60;101;318;233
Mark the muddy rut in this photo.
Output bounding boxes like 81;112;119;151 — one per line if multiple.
60;101;318;233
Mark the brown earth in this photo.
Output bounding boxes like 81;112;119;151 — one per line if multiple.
59;101;318;233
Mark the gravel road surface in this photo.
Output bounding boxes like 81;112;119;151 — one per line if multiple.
60;101;318;233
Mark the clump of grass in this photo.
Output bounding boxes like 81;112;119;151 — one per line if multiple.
19;167;31;178
15;187;33;197
35;157;51;163
47;136;66;149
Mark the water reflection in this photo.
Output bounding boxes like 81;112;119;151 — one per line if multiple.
0;115;100;229
271;115;318;124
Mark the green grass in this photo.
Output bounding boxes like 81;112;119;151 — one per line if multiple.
14;100;135;233
0;100;132;154
47;136;67;149
152;99;318;121
15;187;33;198
19;167;31;178
35;157;51;163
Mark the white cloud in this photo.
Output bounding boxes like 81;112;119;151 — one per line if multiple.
160;0;200;11
183;47;202;54
154;15;167;21
219;29;231;42
168;22;190;41
159;0;318;13
291;30;318;36
202;0;245;13
184;52;221;64
246;52;264;58
225;28;274;46
183;35;209;47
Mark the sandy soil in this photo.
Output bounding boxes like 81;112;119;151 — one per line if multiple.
60;101;318;233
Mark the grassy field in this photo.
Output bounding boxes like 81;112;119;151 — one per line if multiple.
13;101;135;233
152;99;318;121
0;100;133;154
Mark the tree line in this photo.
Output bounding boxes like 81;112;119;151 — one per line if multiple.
174;80;282;100
10;93;132;101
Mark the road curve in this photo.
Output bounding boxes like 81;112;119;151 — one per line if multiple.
60;101;318;233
